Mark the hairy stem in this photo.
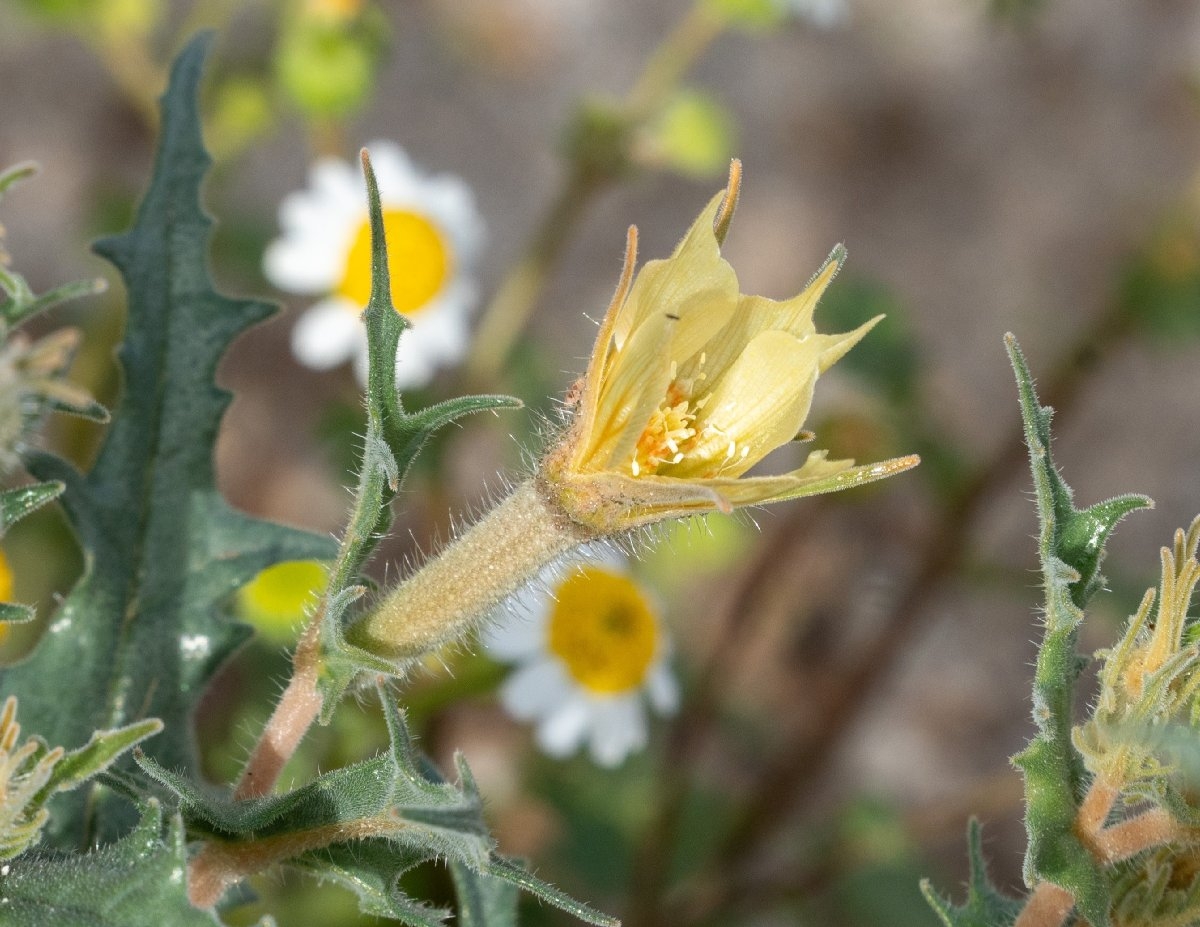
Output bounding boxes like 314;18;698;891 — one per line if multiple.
1092;807;1180;864
1014;883;1076;927
1076;776;1120;843
232;625;324;802
349;480;592;663
189;814;398;908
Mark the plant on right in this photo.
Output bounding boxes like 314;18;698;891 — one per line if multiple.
923;334;1200;927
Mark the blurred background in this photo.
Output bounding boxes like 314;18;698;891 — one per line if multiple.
3;0;1200;924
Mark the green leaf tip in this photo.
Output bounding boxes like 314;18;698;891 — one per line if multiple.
0;161;38;200
0;481;64;535
1005;333;1152;611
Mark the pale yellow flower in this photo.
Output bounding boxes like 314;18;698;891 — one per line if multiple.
353;163;918;668
541;161;918;532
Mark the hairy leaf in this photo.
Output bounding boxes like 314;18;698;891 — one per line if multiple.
140;693;615;925
0;801;220;927
450;860;520;927
0;34;335;846
1006;334;1150;927
314;150;519;704
920;820;1022;927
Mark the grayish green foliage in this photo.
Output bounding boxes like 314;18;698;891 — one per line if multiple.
0;34;336;848
139;691;617;926
921;336;1150;926
314;145;520;707
0;801;219;927
919;820;1022;927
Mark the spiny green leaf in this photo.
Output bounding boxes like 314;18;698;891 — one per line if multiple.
0;801;220;927
1008;334;1151;611
920;820;1023;926
140;692;614;925
313;150;519;695
35;718;163;804
0;33;335;847
1005;333;1150;927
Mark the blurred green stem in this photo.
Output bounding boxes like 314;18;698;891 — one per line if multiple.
464;2;727;386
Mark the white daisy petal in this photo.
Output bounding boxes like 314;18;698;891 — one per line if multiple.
500;658;571;721
536;697;594;758
647;663;680;716
481;611;545;662
489;542;677;769
588;696;647;768
309;157;363;210
291;300;363;370
265;142;485;387
263;217;345;293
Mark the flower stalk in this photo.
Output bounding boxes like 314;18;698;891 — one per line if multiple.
348;480;594;663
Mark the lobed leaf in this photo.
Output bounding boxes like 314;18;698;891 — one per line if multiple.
314;149;519;702
0;801;220;927
140;689;615;925
1005;334;1150;927
920;820;1022;927
0;33;336;847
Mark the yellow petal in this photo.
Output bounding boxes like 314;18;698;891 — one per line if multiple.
575;226;639;466
674;330;819;478
613;191;734;350
582;311;674;470
815;314;882;374
681;244;844;385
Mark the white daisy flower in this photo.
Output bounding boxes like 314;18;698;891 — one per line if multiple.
483;549;679;768
263;141;484;388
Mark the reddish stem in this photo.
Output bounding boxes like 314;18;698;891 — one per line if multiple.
233;629;323;801
1013;883;1075;927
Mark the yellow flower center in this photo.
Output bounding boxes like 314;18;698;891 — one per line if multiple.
238;560;327;641
337;209;451;316
0;551;14;645
629;363;749;478
0;551;12;603
547;567;659;694
633;394;697;477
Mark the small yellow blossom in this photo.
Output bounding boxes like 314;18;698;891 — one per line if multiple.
353;162;918;667
541;161;918;532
